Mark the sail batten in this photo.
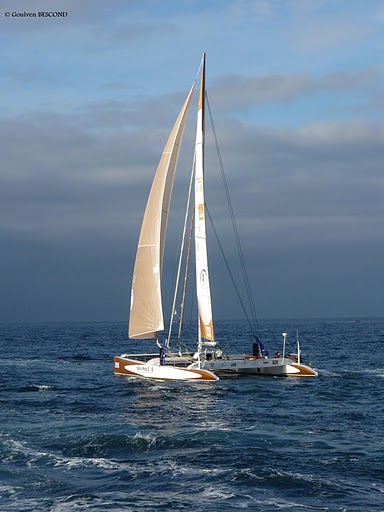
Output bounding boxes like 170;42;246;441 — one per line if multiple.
129;84;195;340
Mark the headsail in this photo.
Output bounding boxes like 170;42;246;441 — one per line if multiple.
129;84;195;339
194;53;215;342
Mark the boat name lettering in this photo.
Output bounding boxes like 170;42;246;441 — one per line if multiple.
136;366;153;372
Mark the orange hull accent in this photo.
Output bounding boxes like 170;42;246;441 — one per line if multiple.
291;363;318;377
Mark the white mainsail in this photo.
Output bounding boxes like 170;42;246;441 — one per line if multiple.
194;53;215;342
129;84;195;339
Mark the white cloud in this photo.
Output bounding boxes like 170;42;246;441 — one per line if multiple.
209;69;380;110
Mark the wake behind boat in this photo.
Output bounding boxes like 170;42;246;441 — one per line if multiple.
114;53;318;381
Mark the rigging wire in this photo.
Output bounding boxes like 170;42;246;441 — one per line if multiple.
205;92;260;338
205;206;254;337
177;208;195;346
166;152;196;349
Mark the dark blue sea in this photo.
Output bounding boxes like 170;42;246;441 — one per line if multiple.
1;318;383;511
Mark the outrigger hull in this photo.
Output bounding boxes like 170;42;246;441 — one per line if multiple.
199;356;318;377
114;356;219;381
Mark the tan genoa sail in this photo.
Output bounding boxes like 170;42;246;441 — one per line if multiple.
129;85;195;340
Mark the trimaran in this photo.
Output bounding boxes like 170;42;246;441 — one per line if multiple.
114;53;318;381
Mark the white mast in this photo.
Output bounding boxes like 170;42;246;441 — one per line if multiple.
282;332;287;360
297;330;301;364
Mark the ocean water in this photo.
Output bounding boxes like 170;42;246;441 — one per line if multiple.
1;318;383;511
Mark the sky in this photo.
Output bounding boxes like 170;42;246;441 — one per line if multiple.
1;0;383;323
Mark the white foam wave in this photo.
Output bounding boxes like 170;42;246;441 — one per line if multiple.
54;456;122;470
371;483;384;493
360;368;384;377
3;438;51;466
36;384;53;391
2;437;119;472
0;484;19;496
261;497;329;510
200;485;235;499
317;369;341;377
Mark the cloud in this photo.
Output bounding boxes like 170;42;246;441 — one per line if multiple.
1;68;383;251
209;69;380;110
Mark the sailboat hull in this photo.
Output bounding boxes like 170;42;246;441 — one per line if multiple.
114;353;317;379
114;356;219;381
